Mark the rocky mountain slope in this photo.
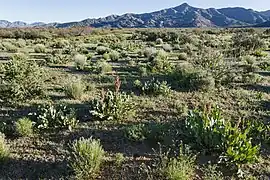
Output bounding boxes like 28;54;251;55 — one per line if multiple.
1;3;270;28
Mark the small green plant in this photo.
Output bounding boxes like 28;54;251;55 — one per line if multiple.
2;42;18;52
0;133;9;162
160;145;195;180
134;78;171;96
15;117;34;137
124;124;147;142
96;46;110;55
90;77;135;122
143;47;157;58
114;153;125;167
34;44;46;53
35;103;78;131
95;60;112;74
70;137;105;179
202;165;224;180
178;52;188;60
65;79;86;100
149;50;173;74
109;50;120;61
74;54;87;70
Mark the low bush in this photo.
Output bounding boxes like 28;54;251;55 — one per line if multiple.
134;79;171;96
109;50;120;61
2;42;18;52
15;117;34;137
34;104;78;131
65;79;86;100
74;54;87;71
69;137;105;179
96;46;110;55
34;44;46;53
0;53;45;103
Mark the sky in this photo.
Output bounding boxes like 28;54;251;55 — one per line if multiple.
1;0;270;23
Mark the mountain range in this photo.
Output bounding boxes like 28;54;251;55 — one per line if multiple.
1;3;270;28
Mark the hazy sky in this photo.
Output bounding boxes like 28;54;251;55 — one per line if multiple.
1;0;270;23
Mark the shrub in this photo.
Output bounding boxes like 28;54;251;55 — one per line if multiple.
124;124;148;142
65;79;86;100
35;104;78;131
0;133;9;162
162;44;172;52
161;146;195;180
143;47;157;58
34;44;46;53
0;53;45;103
156;38;163;44
15;39;26;48
170;65;215;91
96;46;110;55
90;90;135;122
114;153;125;167
95;60;112;74
178;53;188;60
103;53;110;60
202;165;223;180
109;50;120;61
90;77;135;122
184;106;259;165
134;79;171;96
2;42;17;52
70;137;105;179
15;117;34;137
149;50;173;74
74;54;87;71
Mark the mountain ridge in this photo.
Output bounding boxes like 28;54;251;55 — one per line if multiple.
1;3;270;28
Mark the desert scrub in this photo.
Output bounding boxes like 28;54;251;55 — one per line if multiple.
69;137;105;179
15;117;34;137
160;146;195;180
94;60;112;74
34;44;46;53
134;79;171;96
35;103;78;131
143;47;157;58
2;42;18;52
0;53;45;103
90;77;135;122
96;46;110;55
109;50;120;61
74;54;87;70
65;79;86;100
149;50;173;74
0;133;9;162
170;65;215;91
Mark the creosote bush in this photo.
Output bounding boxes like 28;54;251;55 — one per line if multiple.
70;137;105;179
15;117;34;137
0;53;45;103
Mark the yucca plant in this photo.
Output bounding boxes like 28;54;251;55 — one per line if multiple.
69;137;105;179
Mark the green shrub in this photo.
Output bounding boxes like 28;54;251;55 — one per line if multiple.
0;133;9;162
178;53;188;60
134;79;171;96
34;44;46;53
2;42;18;52
103;53;110;60
35;104;78;131
185;106;259;165
124;124;148;142
65;79;86;100
74;54;87;70
0;53;45;103
96;46;110;55
161;146;195;180
15;39;26;48
109;50;120;61
90;90;135;122
171;65;215;91
162;44;172;52
15;117;34;137
143;47;157;58
114;153;125;167
202;165;223;180
95;60;112;74
70;137;105;179
149;50;173;74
